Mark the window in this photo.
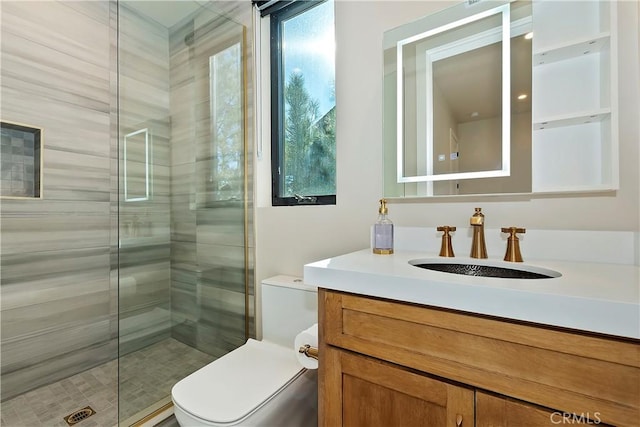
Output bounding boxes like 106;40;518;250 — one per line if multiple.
269;0;336;206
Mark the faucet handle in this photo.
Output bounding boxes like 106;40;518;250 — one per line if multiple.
501;227;525;234
470;207;485;225
501;227;526;262
437;226;456;257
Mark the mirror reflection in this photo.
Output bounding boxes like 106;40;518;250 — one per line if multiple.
124;128;150;202
383;0;532;197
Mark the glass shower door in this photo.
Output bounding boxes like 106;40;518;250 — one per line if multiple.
117;1;249;423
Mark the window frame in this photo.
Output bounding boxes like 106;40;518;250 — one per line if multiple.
269;0;336;206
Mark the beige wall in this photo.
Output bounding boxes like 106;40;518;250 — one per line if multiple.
254;0;640;281
457;111;532;195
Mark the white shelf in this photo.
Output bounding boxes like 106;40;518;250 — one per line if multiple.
531;0;617;194
533;109;611;130
531;184;617;194
532;121;615;191
533;32;610;65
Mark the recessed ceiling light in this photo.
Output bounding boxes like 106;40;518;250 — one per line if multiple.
517;94;528;100
471;112;479;118
524;32;533;40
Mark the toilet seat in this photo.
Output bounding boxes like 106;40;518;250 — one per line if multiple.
171;339;306;425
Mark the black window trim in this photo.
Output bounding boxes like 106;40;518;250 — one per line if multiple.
269;0;336;207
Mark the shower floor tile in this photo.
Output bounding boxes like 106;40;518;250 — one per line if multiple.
1;338;215;427
118;338;215;421
0;361;117;427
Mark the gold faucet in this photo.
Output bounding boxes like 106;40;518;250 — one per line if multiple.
437;226;456;257
502;227;526;262
470;208;487;258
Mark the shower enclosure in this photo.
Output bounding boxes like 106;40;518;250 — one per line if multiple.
0;1;254;425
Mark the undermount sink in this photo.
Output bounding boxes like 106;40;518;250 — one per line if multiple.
409;260;561;279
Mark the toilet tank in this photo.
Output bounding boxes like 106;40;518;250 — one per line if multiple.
261;275;317;347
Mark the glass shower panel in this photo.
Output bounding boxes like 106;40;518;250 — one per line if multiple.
188;21;248;358
118;1;248;424
210;43;243;201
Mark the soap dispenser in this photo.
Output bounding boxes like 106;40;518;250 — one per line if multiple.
373;199;394;255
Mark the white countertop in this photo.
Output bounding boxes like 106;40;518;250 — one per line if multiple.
304;249;640;340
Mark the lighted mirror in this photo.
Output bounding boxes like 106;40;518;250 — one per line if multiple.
383;0;532;197
124;128;150;202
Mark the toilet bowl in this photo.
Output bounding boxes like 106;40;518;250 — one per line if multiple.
171;276;318;426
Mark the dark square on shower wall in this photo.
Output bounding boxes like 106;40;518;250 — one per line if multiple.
1;121;42;198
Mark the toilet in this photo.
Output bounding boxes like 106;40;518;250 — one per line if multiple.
171;276;318;426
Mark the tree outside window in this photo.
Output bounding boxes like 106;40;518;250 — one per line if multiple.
271;0;336;206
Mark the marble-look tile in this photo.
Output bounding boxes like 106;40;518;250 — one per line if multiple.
1;333;116;402
199;265;246;293
0;48;110;116
60;1;111;26
119;307;171;355
196;204;245;247
1;0;256;411
170;205;197;242
167;4;254;356
45;149;111;201
0;211;110;255
119;6;170;140
171;260;247;356
0;0;115;402
170;163;196;197
2;319;111;372
116;1;174;396
119;282;171;317
0;248;109;304
1;1;110;67
1;338;212;426
1;87;111;158
170;242;197;265
2;282;111;338
195;242;245;270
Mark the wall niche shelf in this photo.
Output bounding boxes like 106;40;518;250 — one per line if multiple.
532;0;618;194
0;121;43;199
533;32;610;65
533;109;611;130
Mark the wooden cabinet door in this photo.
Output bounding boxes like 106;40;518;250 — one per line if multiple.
320;345;474;427
476;391;614;427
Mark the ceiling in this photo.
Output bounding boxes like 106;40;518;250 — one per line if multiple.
432;34;532;124
124;0;209;28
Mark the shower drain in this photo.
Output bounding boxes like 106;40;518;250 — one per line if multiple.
64;406;95;425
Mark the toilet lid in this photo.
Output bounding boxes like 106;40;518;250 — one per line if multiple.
171;339;305;424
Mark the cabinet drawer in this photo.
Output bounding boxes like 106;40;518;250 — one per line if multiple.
319;289;640;426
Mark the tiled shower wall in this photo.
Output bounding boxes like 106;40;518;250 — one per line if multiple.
0;0;255;402
117;4;172;356
0;0;174;401
0;1;115;401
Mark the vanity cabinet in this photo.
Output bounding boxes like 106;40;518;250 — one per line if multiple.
323;346;474;426
531;0;618;193
318;289;640;427
476;391;612;426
